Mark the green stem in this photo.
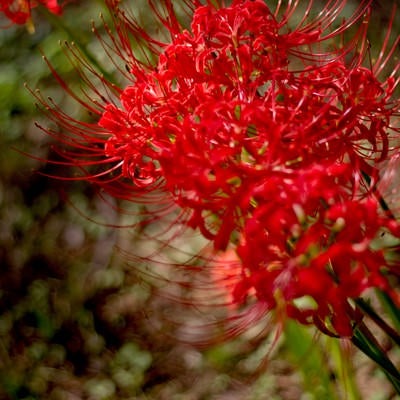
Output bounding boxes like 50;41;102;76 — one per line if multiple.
376;290;400;333
352;322;400;394
355;298;400;346
330;339;360;400
358;171;400;393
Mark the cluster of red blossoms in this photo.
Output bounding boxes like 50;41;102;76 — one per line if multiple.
39;0;400;338
1;0;62;26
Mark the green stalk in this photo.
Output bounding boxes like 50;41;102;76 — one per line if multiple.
284;320;337;399
358;172;400;393
352;322;400;394
376;290;400;333
355;298;400;346
329;339;360;400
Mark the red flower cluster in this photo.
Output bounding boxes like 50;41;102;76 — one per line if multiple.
39;0;400;337
1;0;62;26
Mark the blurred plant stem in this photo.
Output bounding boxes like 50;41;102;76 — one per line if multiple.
329;339;361;400
376;290;400;333
352;321;400;394
284;320;339;399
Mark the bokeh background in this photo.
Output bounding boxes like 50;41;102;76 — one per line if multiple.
0;1;399;399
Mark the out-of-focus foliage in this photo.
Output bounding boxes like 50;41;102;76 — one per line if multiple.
0;1;398;399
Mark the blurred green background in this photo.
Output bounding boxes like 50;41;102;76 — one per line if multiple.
0;1;399;399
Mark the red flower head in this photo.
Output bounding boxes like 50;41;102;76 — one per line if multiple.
36;0;400;339
1;0;62;28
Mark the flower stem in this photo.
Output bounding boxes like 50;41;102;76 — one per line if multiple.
352;321;400;394
355;298;400;346
330;339;361;400
376;289;400;333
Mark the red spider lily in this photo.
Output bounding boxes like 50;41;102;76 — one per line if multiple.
34;0;400;345
1;0;62;27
